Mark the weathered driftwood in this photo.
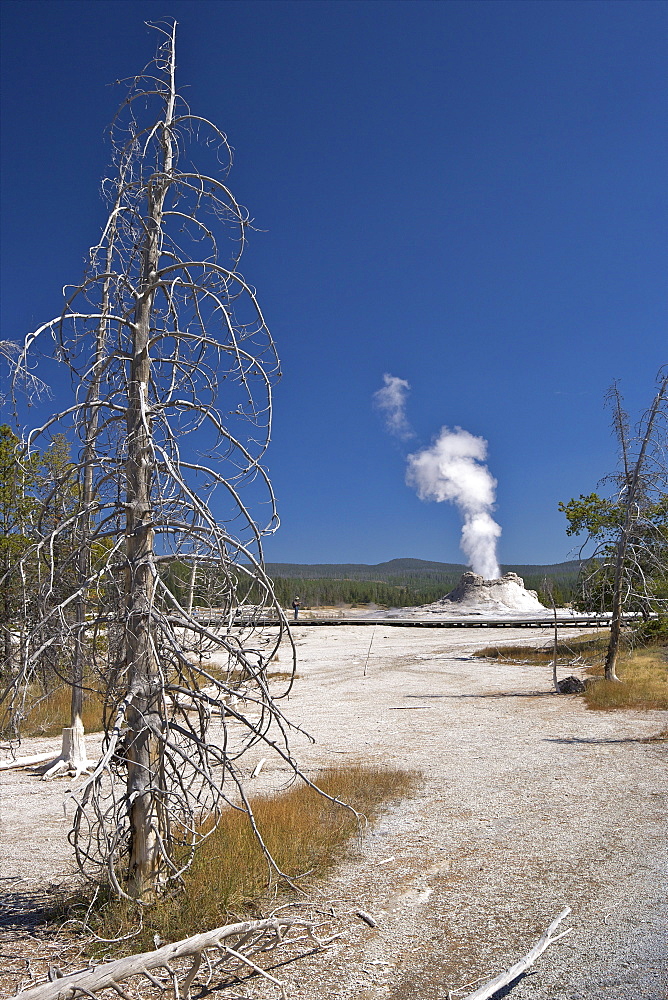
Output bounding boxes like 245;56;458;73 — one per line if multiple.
355;909;378;928
0;752;57;771
461;907;572;1000
251;756;267;778
13;916;332;1000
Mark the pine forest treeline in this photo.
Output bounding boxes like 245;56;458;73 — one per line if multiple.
262;573;579;609
163;557;581;611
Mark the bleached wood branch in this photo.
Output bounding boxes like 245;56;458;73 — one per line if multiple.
0;752;59;771
460;907;572;1000
12;916;330;1000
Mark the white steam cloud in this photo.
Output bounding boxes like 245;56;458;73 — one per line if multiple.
373;373;414;439
406;426;501;579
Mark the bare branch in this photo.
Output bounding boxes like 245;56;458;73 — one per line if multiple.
11;916;331;1000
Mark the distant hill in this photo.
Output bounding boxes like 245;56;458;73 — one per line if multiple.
263;558;581;583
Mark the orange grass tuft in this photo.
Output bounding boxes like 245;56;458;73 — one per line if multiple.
87;764;416;952
474;633;668;712
474;633;608;665
22;684;105;736
583;648;668;711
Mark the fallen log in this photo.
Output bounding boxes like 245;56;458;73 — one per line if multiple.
13;916;333;1000
461;907;572;1000
0;752;59;771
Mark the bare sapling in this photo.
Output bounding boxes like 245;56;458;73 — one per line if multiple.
542;578;560;693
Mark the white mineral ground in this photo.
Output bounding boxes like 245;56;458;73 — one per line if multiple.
1;599;666;997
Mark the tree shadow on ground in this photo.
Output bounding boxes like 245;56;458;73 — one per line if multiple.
0;878;69;935
492;971;534;997
404;691;555;700
545;735;667;746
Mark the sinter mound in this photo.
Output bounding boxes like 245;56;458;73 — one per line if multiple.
441;571;546;612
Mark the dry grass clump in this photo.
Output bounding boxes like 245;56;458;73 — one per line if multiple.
267;669;299;682
17;664;294;738
475;633;668;712
474;633;608;665
583;647;668;711
22;684;105;736
86;764;416;953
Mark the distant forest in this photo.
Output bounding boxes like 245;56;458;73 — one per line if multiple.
260;558;582;609
162;557;582;611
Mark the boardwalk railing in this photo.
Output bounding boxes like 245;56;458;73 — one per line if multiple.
189;610;639;629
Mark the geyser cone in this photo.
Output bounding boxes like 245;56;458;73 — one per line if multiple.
443;571;545;612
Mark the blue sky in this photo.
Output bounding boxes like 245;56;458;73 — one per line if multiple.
1;0;666;567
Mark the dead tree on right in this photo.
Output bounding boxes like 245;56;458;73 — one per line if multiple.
561;368;668;681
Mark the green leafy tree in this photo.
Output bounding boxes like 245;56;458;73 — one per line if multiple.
0;425;38;678
0;429;85;716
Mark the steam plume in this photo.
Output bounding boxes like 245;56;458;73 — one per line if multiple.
406;427;501;579
373;373;414;439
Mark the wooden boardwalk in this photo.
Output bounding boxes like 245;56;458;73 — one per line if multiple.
284;615;612;628
194;612;620;629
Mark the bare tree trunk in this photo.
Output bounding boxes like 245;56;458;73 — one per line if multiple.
551;593;559;693
603;537;626;682
124;254;163;894
604;375;668;682
542;578;560;692
5;19;295;900
187;559;197;616
2;621;11;678
124;294;162;895
43;242;115;781
71;296;108;734
124;25;177;897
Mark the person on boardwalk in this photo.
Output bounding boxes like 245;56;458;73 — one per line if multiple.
292;597;301;621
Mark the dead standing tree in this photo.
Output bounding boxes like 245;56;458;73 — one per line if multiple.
561;369;668;682
4;21;303;900
600;374;668;680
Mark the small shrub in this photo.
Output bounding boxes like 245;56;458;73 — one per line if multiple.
635;616;668;646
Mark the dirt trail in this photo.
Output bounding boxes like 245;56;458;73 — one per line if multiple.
1;624;666;998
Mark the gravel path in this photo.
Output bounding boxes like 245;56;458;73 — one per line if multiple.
1;624;666;998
